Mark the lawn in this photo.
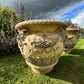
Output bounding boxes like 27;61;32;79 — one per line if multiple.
0;39;84;84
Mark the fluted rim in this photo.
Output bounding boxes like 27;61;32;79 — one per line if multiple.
15;19;68;30
66;28;80;31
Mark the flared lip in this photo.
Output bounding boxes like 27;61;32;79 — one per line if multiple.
15;19;68;30
66;28;80;31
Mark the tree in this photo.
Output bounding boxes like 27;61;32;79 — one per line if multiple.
0;4;18;36
64;20;79;28
20;2;25;21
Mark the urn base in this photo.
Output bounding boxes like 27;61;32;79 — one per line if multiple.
62;48;73;54
26;60;58;74
31;66;54;74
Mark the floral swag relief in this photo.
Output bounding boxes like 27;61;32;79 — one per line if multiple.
17;28;67;66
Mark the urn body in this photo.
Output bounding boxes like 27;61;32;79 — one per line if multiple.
15;20;67;74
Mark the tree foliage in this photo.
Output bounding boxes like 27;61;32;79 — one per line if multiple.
0;4;18;36
64;20;80;28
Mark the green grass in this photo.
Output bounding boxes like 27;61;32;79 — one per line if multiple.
0;39;84;84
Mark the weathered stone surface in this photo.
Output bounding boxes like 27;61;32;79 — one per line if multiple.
15;19;67;74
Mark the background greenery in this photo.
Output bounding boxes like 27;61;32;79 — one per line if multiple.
0;4;20;57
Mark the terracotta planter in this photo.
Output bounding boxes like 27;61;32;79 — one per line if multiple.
15;20;67;74
63;28;80;54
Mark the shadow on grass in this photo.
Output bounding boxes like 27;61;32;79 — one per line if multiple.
46;50;84;83
71;49;84;57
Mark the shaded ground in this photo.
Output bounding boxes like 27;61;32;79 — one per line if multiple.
0;39;84;84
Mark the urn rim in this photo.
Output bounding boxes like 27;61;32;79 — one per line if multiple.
15;19;67;30
66;28;80;31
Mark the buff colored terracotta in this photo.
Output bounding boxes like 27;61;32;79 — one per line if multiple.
63;28;80;54
15;19;67;74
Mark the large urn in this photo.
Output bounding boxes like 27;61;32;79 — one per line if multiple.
15;20;67;74
63;28;80;54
